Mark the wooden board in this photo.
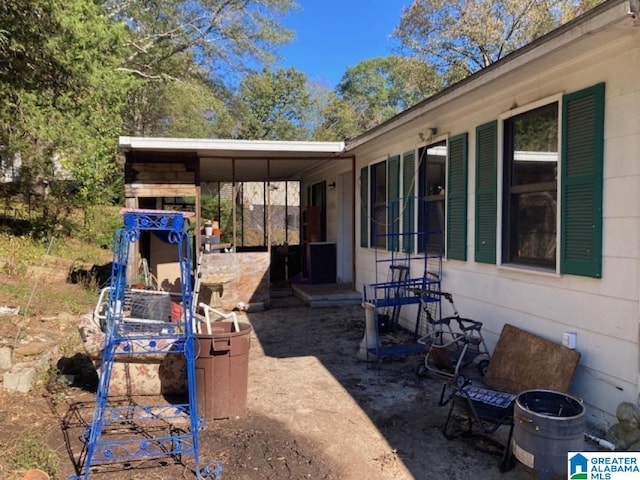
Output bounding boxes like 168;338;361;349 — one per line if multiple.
483;323;580;394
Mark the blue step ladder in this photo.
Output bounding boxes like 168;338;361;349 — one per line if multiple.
73;209;221;479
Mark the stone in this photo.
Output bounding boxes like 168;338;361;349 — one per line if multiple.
3;363;37;393
21;469;50;480
0;347;12;370
0;305;19;315
14;342;47;357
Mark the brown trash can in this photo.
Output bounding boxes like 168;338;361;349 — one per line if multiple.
196;321;252;420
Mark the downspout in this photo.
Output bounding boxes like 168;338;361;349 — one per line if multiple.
232;159;237;251
267;160;271;251
195;156;202;255
124;151;139;287
351;155;357;290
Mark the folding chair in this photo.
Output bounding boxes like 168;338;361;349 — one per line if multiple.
438;323;581;471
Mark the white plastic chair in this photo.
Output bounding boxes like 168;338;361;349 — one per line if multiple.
197;302;239;334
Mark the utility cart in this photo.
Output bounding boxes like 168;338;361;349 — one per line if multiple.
359;197;443;362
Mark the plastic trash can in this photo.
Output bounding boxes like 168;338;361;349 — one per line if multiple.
196;321;252;420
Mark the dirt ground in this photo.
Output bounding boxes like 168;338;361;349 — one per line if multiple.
0;298;539;480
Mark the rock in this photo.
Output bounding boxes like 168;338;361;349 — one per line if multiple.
21;469;50;480
3;363;36;392
14;342;47;357
0;347;12;370
0;305;19;315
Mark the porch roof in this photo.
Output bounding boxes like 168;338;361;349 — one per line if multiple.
119;136;350;182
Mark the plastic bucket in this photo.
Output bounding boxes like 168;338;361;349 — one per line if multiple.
196;321;252;420
512;389;585;477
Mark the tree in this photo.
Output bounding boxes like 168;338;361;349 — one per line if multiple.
126;74;234;138
316;56;442;140
0;0;299;234
0;0;134;230
233;67;314;140
393;0;604;83
105;0;297;135
105;0;295;81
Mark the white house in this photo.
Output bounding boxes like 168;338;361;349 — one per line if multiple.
120;0;640;429
339;0;640;430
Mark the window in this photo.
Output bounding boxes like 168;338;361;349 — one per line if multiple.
418;141;446;254
503;103;558;268
370;160;387;248
473;83;604;278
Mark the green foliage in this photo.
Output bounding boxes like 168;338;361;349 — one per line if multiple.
313;92;360;141
0;0;300;225
0;0;134;224
0;234;40;275
106;0;296;82
5;431;60;477
317;56;441;140
234;67;314;140
0;228;112;276
128;75;234;138
110;0;297;136
393;0;605;82
201;195;235;244
70;204;123;251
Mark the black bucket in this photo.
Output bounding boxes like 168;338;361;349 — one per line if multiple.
513;390;585;477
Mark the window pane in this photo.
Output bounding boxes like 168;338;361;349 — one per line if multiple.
512;105;558;185
239;182;266;247
510;191;557;265
504;103;558;268
418;141;446;253
285;182;300;245
370;161;386;247
201;182;233;245
373;204;386;248
425;144;446;195
373;162;386;203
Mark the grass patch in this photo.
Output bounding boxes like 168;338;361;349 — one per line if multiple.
0;206;117;316
0;274;100;317
4;430;60;478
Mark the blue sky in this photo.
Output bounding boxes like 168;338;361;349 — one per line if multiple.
276;1;411;89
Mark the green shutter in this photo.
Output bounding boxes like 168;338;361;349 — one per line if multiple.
475;121;497;264
360;166;368;248
387;155;400;251
561;83;605;278
402;150;415;253
447;133;468;261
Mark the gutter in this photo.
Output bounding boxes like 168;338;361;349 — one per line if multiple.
119;136;346;155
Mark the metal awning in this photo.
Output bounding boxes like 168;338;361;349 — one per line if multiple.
119;136;350;182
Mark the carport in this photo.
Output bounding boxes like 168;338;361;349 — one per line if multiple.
118;137;355;309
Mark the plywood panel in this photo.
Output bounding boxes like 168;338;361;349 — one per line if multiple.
484;323;580;394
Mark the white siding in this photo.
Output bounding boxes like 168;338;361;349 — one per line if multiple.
351;25;640;429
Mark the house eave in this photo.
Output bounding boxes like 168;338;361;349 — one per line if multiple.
119;137;346;157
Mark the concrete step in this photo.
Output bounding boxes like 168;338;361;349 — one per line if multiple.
292;283;362;308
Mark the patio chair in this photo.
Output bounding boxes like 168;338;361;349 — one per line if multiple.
439;323;581;470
